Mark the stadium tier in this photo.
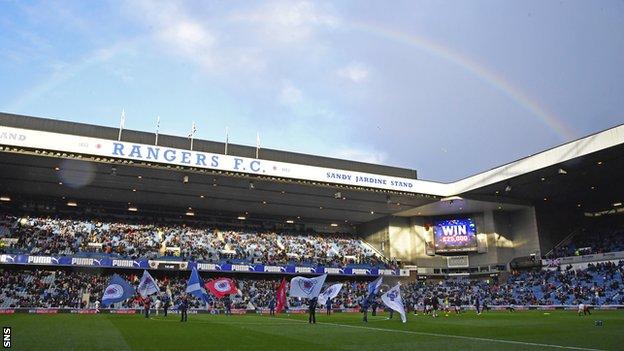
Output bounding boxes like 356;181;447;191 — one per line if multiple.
0;212;390;269
546;224;624;259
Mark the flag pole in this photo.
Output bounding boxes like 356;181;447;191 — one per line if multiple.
255;132;260;159
118;108;125;141
155;116;160;146
225;126;229;155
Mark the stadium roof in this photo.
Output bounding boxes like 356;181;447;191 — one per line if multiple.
1;112;623;226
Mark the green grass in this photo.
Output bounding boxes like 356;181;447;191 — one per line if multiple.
1;310;623;351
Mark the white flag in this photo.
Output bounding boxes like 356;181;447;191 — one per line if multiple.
188;121;197;138
381;283;406;323
318;283;343;306
120;108;126;128
188;121;197;150
289;274;327;299
137;270;159;298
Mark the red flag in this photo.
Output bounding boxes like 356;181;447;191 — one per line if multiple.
205;277;237;298
276;278;287;313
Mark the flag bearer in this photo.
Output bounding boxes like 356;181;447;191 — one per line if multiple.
308;297;318;324
143;296;151;318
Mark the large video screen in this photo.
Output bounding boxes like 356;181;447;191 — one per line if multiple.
433;218;478;253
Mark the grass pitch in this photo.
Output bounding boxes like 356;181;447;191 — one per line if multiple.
1;310;623;351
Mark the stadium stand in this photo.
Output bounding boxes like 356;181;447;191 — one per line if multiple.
546;226;624;259
0;212;390;269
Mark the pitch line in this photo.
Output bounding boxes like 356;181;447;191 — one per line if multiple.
272;316;605;351
147;317;305;326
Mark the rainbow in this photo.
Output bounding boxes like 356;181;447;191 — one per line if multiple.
349;21;576;141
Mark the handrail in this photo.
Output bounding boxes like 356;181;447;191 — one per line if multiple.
544;227;582;258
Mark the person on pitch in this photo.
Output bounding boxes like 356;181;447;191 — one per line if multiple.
162;293;170;317
224;296;232;316
179;294;188;322
154;297;161;316
454;295;461;314
431;294;439;318
424;296;431;315
308;297;318;324
268;297;275;316
371;296;378;316
360;296;370;323
326;297;332;316
143;295;151;319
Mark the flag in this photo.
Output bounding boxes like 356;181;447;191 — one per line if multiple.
367;276;382;302
289;274;327;299
186;267;209;302
188;121;197;150
381;283;406;323
276;278;287;313
101;274;134;307
318;283;343;306
188;121;197;138
137;270;159;297
117;108;125;141
205;277;237;298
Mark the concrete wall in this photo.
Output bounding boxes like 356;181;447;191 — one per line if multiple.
508;207;541;258
357;216;389;257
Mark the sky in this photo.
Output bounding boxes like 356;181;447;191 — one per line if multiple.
0;0;623;182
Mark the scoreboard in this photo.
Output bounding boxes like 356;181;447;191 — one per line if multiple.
433;218;478;253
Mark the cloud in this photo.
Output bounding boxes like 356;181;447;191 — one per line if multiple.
126;1;217;70
279;81;303;105
337;62;369;83
229;0;339;44
161;20;216;58
121;0;343;79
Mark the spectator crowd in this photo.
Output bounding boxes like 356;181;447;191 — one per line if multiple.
1;261;623;311
546;226;624;259
0;213;389;269
402;260;624;309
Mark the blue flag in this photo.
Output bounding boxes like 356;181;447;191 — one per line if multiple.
186;267;209;303
367;276;382;302
102;274;134;307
